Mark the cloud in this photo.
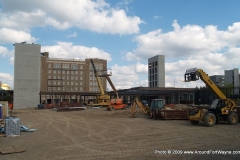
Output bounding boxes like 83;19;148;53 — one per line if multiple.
41;42;112;61
0;73;13;89
107;64;138;90
0;28;36;44
67;32;77;38
0;46;14;64
124;20;240;61
0;0;143;35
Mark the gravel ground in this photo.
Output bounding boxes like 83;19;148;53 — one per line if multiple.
1;107;240;160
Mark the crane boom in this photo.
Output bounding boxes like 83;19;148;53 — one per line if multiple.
90;59;105;95
184;68;226;99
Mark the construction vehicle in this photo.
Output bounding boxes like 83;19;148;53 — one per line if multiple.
184;68;238;126
130;98;191;120
130;98;164;118
106;76;127;111
89;59;126;110
89;59;111;107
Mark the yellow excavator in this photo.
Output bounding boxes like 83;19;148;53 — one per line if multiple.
184;68;238;127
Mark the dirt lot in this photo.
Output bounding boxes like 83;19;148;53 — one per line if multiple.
1;107;240;160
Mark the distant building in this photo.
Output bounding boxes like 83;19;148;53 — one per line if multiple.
210;75;225;87
224;68;240;94
40;52;107;104
148;55;165;87
0;81;2;90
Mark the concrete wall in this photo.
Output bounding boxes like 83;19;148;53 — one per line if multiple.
14;43;41;109
225;68;239;94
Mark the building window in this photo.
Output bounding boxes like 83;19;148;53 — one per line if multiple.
66;82;69;85
62;70;65;74
80;77;83;80
75;71;78;74
63;82;65;85
75;87;78;91
48;80;51;85
80;65;83;69
63;64;70;69
71;71;74;74
48;76;51;79
53;70;56;74
67;76;69;80
58;87;61;90
67;71;69;74
58;76;61;79
80;87;82;91
80;82;83;85
63;87;65;90
75;76;78;80
53;76;56;79
58;70;61;74
80;71;83;75
62;76;65;80
71;82;74;85
53;81;56;85
48;70;51;74
53;87;56;90
71;64;78;70
54;63;61;68
48;87;51;90
75;82;78;85
71;76;74;80
155;61;158;66
48;63;51;68
58;81;61;85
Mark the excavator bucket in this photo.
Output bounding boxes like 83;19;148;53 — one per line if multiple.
184;68;199;82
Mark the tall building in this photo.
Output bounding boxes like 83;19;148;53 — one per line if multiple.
40;52;107;104
148;55;165;87
210;75;225;87
14;43;41;109
225;68;239;94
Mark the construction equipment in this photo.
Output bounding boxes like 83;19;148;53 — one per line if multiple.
89;59;111;107
130;98;163;118
106;76;127;110
184;68;238;126
89;59;126;110
130;98;191;120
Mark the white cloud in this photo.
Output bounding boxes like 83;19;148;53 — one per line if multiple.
41;42;112;61
0;28;36;44
67;32;77;38
0;0;142;35
0;73;13;89
0;46;13;64
107;64;138;90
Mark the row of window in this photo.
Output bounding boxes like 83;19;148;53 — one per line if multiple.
149;61;158;68
48;80;83;86
149;74;157;81
48;75;83;80
149;67;157;74
47;86;100;91
48;63;83;69
48;70;83;75
48;86;83;91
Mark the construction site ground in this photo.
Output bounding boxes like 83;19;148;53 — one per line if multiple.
1;107;240;160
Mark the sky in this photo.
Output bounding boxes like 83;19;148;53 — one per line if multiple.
0;0;240;90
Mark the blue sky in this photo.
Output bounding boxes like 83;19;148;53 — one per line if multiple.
0;0;240;90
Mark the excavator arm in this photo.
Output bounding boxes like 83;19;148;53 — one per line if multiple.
130;98;150;118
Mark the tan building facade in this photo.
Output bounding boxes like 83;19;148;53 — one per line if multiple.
40;52;107;104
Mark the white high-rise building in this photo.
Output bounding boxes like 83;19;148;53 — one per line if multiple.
148;55;165;87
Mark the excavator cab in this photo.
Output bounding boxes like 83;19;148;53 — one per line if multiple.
150;99;164;110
